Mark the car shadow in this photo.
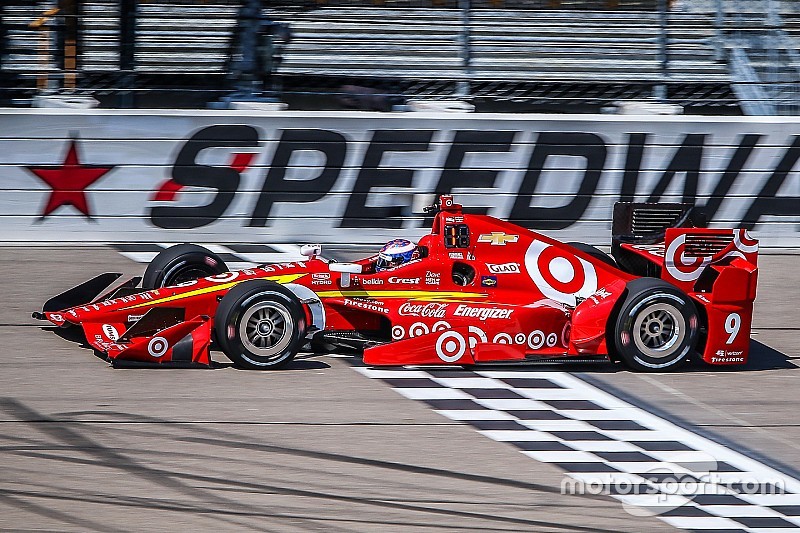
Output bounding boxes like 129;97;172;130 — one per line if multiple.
44;324;791;374
567;339;799;374
351;339;797;375
685;339;799;372
43;326;332;370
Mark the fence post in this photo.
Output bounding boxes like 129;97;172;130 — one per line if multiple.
59;0;79;91
654;0;669;100
119;0;137;108
457;0;471;98
715;0;725;61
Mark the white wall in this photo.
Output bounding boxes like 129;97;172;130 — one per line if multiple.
0;109;797;247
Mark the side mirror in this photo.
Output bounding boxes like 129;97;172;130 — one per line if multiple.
329;263;363;274
329;262;363;288
300;244;321;258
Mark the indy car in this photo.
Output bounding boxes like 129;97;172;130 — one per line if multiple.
34;195;758;372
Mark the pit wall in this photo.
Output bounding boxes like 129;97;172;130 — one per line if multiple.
0;109;797;247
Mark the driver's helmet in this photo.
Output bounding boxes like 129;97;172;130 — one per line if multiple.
376;239;419;272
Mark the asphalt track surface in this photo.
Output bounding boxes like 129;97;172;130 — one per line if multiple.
0;246;797;532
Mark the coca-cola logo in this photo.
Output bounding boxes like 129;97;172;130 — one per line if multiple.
398;302;448;318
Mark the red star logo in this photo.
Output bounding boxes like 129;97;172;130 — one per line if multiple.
26;138;115;218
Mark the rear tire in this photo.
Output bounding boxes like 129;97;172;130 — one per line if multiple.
142;244;228;289
567;242;617;269
613;278;699;372
214;280;306;370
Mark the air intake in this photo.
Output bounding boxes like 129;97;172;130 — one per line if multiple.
683;233;734;258
631;207;687;235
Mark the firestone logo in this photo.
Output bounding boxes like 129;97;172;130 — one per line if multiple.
398;302;448;318
343;298;389;314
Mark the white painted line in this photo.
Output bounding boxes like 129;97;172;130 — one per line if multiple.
394;388;471;400
357;367;800;531
433;409;514;421
701;504;784;517
471;398;552;411
431;377;510;389
479;430;559;442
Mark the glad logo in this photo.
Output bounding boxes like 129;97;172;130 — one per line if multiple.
487;262;520;274
389;277;420;284
398;302;448;318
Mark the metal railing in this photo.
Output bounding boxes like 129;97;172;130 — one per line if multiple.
0;0;797;113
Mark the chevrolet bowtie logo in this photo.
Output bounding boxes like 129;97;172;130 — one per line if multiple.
477;232;519;246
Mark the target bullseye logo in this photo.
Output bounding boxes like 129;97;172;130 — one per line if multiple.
206;271;239;283
525;241;597;305
409;322;429;337
468;326;487;349
528;330;545;350
665;234;711;282
391;325;405;340
432;321;451;332
493;332;513;344
147;336;169;358
436;331;466;363
546;333;558;347
734;229;758;253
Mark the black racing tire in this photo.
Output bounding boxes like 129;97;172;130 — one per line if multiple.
567;242;617;269
214;280;306;370
142;244;228;289
613;278;699;372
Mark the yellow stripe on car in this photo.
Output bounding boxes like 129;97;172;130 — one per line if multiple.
120;273;308;310
315;290;487;300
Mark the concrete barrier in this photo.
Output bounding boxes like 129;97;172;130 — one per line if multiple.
0;109;797;247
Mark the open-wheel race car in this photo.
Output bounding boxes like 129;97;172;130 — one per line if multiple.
34;195;759;372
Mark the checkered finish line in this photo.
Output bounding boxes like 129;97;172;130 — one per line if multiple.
111;243;304;270
356;368;800;532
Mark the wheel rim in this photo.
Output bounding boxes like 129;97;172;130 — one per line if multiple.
239;302;293;359
632;302;686;359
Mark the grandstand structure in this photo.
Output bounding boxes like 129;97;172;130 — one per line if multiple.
1;0;798;114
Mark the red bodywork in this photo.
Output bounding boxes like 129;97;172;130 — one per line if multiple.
38;197;759;368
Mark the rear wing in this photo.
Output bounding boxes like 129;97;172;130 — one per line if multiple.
611;201;758;287
612;202;706;246
611;202;759;368
611;202;706;275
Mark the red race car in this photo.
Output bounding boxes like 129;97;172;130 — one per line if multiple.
34;195;758;372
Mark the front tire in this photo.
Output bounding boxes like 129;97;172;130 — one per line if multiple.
214;280;306;370
142;244;228;289
613;278;699;372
